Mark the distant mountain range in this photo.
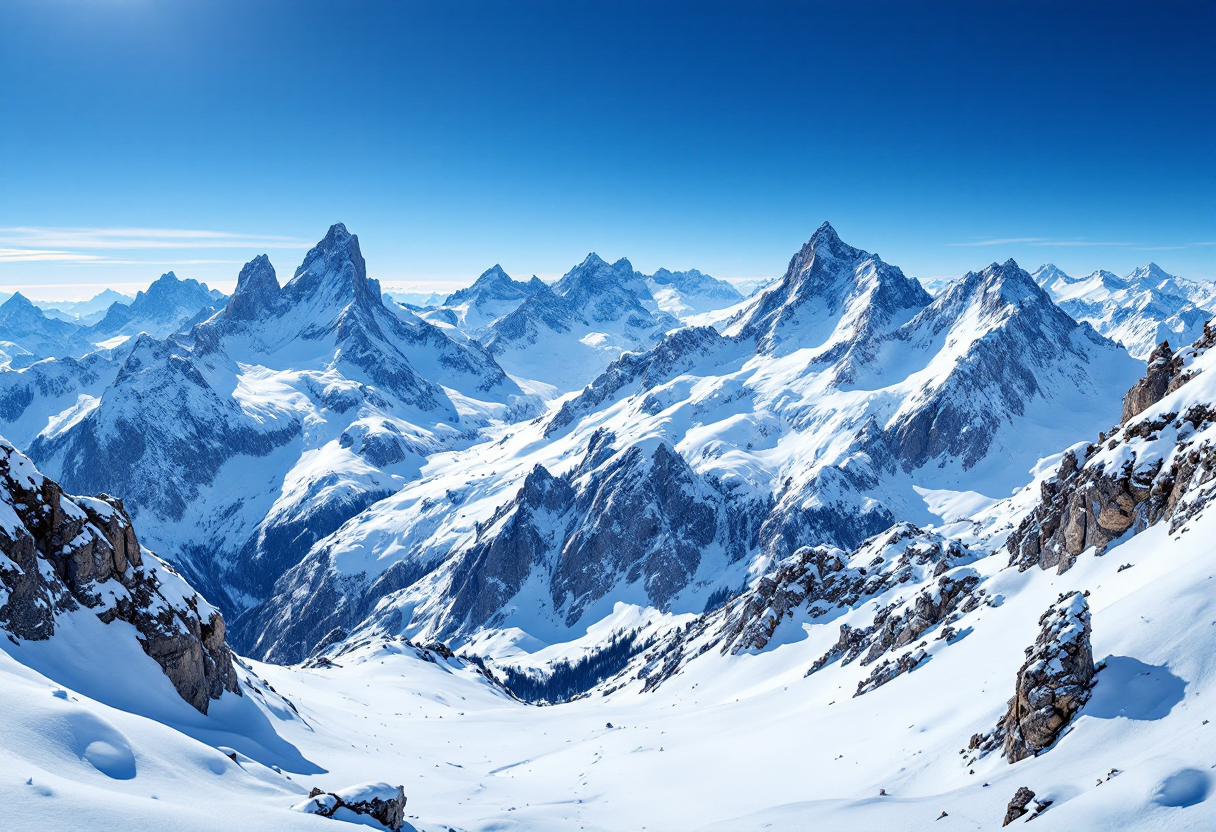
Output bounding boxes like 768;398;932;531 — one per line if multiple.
0;273;225;368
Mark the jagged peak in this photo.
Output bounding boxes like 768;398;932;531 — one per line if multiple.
285;223;375;306
224;254;281;321
0;291;36;311
944;258;1055;312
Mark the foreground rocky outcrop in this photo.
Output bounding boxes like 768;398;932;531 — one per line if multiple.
293;783;407;830
999;592;1095;763
0;438;240;713
1008;321;1216;574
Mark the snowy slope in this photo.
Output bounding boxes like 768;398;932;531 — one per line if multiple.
240;224;1141;665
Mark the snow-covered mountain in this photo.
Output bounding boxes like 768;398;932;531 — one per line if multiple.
0;293;91;367
482;253;680;392
644;267;743;318
4;224;539;621
86;271;224;345
237;223;1142;666
417;265;547;338
32;288;134;324
1032;262;1214;359
0;274;221;369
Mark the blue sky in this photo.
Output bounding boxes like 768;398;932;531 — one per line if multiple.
1;0;1213;299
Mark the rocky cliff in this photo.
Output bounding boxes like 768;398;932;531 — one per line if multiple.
0;438;239;713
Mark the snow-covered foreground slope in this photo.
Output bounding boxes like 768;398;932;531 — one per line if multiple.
5;493;1209;831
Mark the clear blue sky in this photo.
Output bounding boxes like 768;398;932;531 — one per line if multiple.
1;0;1213;299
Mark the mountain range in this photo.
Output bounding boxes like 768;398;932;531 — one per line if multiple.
0;222;1212;831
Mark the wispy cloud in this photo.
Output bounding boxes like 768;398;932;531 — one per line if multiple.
0;248;106;263
0;227;311;252
947;237;1047;247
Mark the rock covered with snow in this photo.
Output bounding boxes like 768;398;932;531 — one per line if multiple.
1008;319;1216;573
999;591;1095;763
0;438;240;713
293;782;407;830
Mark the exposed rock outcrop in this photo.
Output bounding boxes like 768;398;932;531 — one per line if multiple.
1008;322;1216;573
1121;340;1179;422
999;592;1095;763
293;783;407;830
633;524;981;693
1002;787;1036;826
0;438;240;713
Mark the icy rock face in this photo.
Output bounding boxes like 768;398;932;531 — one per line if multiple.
443;432;762;634
999;592;1095;763
0;439;239;713
1008;321;1216;573
293;783;407;830
224;254;281;322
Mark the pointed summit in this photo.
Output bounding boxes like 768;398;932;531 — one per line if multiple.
0;291;35;312
225;254;280;321
727;224;929;354
284;223;377;307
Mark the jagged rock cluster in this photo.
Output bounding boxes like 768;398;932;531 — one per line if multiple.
632;524;982;693
1008;323;1216;574
987;592;1095;764
293;783;407;830
0;439;239;713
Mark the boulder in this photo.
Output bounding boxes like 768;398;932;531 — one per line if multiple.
294;783;407;830
1000;592;1095;763
1002;786;1035;826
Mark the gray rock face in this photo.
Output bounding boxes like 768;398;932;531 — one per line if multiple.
1122;340;1179;422
1003;787;1036;826
1000;592;1095;763
225;254;281;322
1008;323;1216;573
0;439;240;713
634;524;980;693
443;431;763;634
